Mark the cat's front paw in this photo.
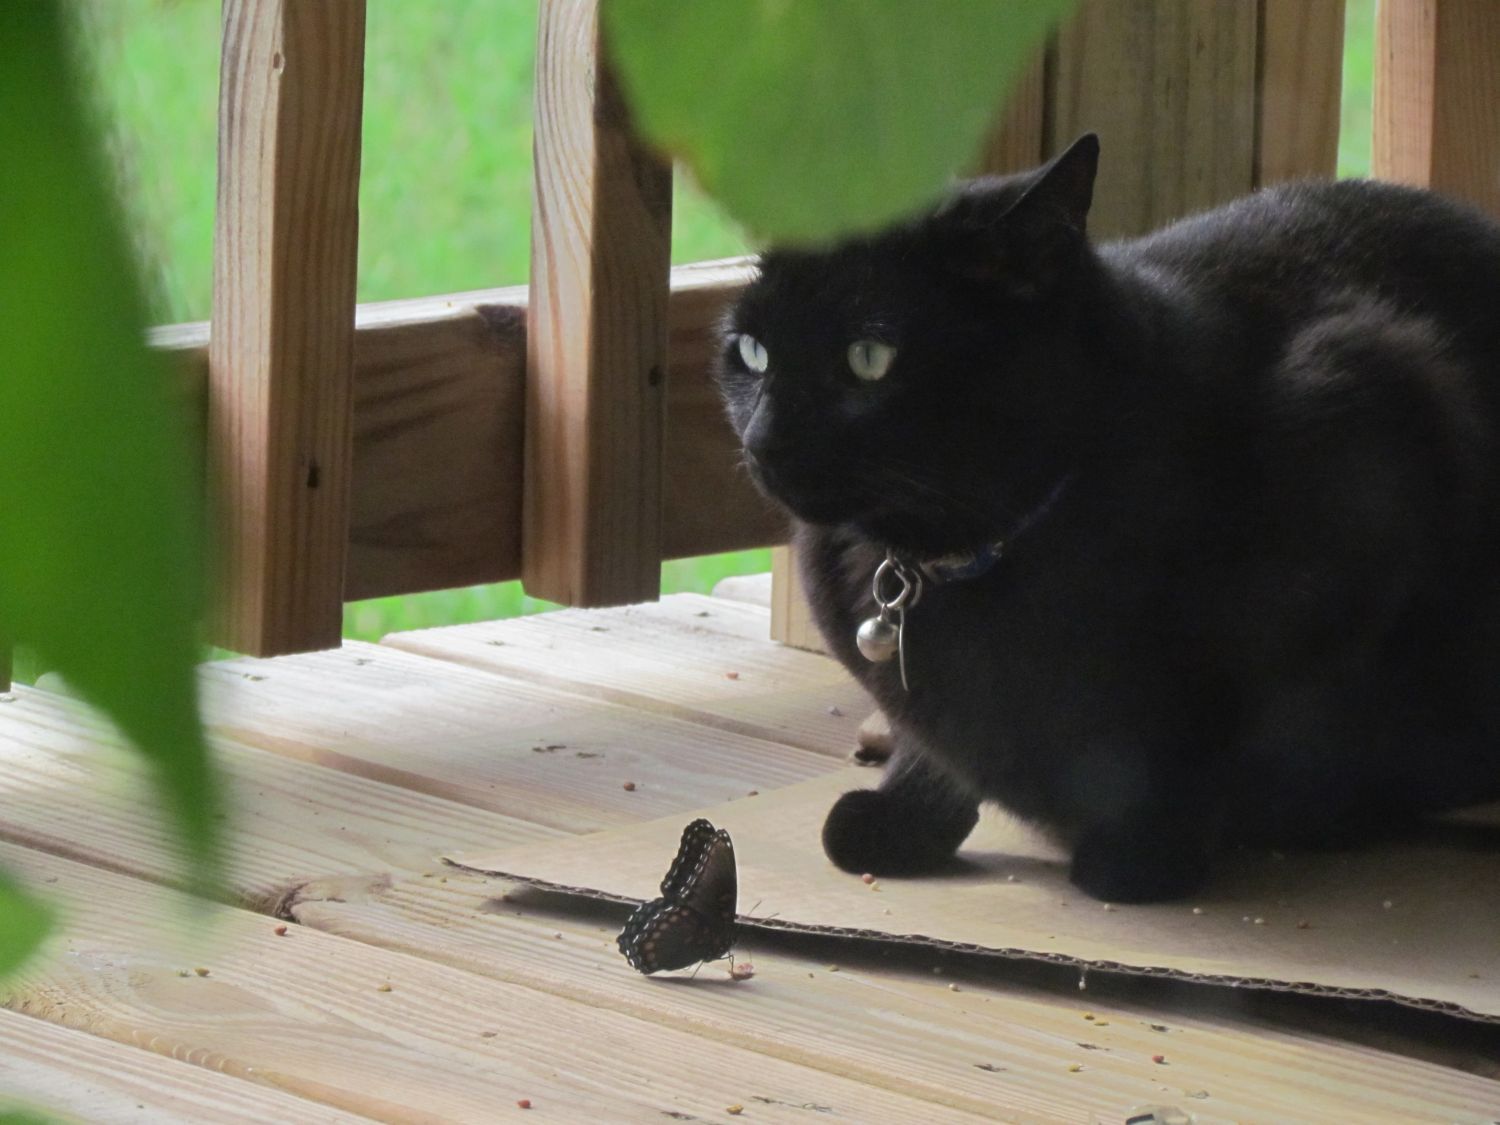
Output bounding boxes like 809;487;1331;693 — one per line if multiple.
822;788;974;876
1069;824;1209;903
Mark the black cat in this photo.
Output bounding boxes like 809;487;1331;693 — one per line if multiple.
715;134;1500;903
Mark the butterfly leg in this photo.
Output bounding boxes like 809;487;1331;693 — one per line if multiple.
822;745;979;876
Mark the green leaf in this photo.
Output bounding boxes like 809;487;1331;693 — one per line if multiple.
0;5;220;891
0;1110;62;1125
0;872;52;981
604;0;1078;245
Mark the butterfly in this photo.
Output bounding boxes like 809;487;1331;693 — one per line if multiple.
617;818;737;974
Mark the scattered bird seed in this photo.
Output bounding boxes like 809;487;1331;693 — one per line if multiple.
376;982;392;992
826;964;839;972
516;1098;532;1109
747;790;759;797
1148;1023;1170;1033
1297;920;1311;929
827;705;844;717
622;781;637;791
861;873;876;884
973;1063;1006;1072
481;1031;498;1038
1103;903;1116;912
1005;874;1018;883
725;671;740;680
273;924;288;936
193;967;209;977
1152;1054;1167;1064
729;962;756;981
1068;1063;1084;1073
1083;1012;1096;1021
1382;899;1394;909
726;1106;744;1116
1191;907;1204;915
176;970;190;978
1253;916;1266;925
948;983;959;992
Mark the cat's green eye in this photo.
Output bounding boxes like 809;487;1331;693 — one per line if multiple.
848;339;896;382
737;333;769;374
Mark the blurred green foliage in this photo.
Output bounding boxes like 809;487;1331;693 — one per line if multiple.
0;1;222;982
604;0;1078;243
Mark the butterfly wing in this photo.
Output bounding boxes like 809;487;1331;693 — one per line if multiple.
618;819;738;974
675;824;737;932
618;900;732;974
658;818;720;899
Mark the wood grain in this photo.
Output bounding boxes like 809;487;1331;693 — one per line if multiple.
0;1007;362;1124
381;594;873;757
209;0;366;655
154;261;780;611
1050;0;1259;237
1374;0;1500;218
201;636;840;834
297;872;1500;1124
524;0;673;608
1254;0;1346;184
0;681;555;909
2;842;982;1124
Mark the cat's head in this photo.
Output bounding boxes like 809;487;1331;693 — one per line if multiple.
717;134;1102;554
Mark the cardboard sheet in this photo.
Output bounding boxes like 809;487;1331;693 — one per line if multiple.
452;767;1500;1022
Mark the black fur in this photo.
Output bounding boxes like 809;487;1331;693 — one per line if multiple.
715;135;1500;902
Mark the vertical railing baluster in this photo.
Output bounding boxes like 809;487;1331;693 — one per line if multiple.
209;0;366;655
1375;0;1500;218
523;0;673;608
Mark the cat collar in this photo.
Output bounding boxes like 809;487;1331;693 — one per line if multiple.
855;475;1073;691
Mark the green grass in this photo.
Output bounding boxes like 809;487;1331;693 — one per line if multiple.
68;1;1374;650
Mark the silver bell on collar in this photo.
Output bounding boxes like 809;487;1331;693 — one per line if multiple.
856;614;900;662
856;553;922;690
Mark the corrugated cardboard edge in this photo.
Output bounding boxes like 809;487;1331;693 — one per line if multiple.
448;862;1495;1025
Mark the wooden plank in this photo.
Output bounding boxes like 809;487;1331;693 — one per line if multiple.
210;0;366;655
1255;0;1345;184
152;260;780;604
976;51;1047;175
524;0;673;607
0;1007;363;1124
0;682;557;910
2;842;984;1124
1050;0;1259;237
291;869;1500;1124
201;638;839;834
769;544;824;652
1374;0;1500;218
380;594;873;757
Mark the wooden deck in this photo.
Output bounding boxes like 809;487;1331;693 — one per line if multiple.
2;581;1498;1123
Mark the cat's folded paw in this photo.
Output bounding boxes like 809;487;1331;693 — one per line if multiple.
822;788;974;876
1069;825;1210;903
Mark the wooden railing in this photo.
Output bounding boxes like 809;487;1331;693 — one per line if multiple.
149;0;1500;660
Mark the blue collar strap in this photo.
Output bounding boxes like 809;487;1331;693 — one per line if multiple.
915;475;1073;586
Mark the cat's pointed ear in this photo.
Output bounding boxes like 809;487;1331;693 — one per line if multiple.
1019;133;1099;234
936;133;1100;300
